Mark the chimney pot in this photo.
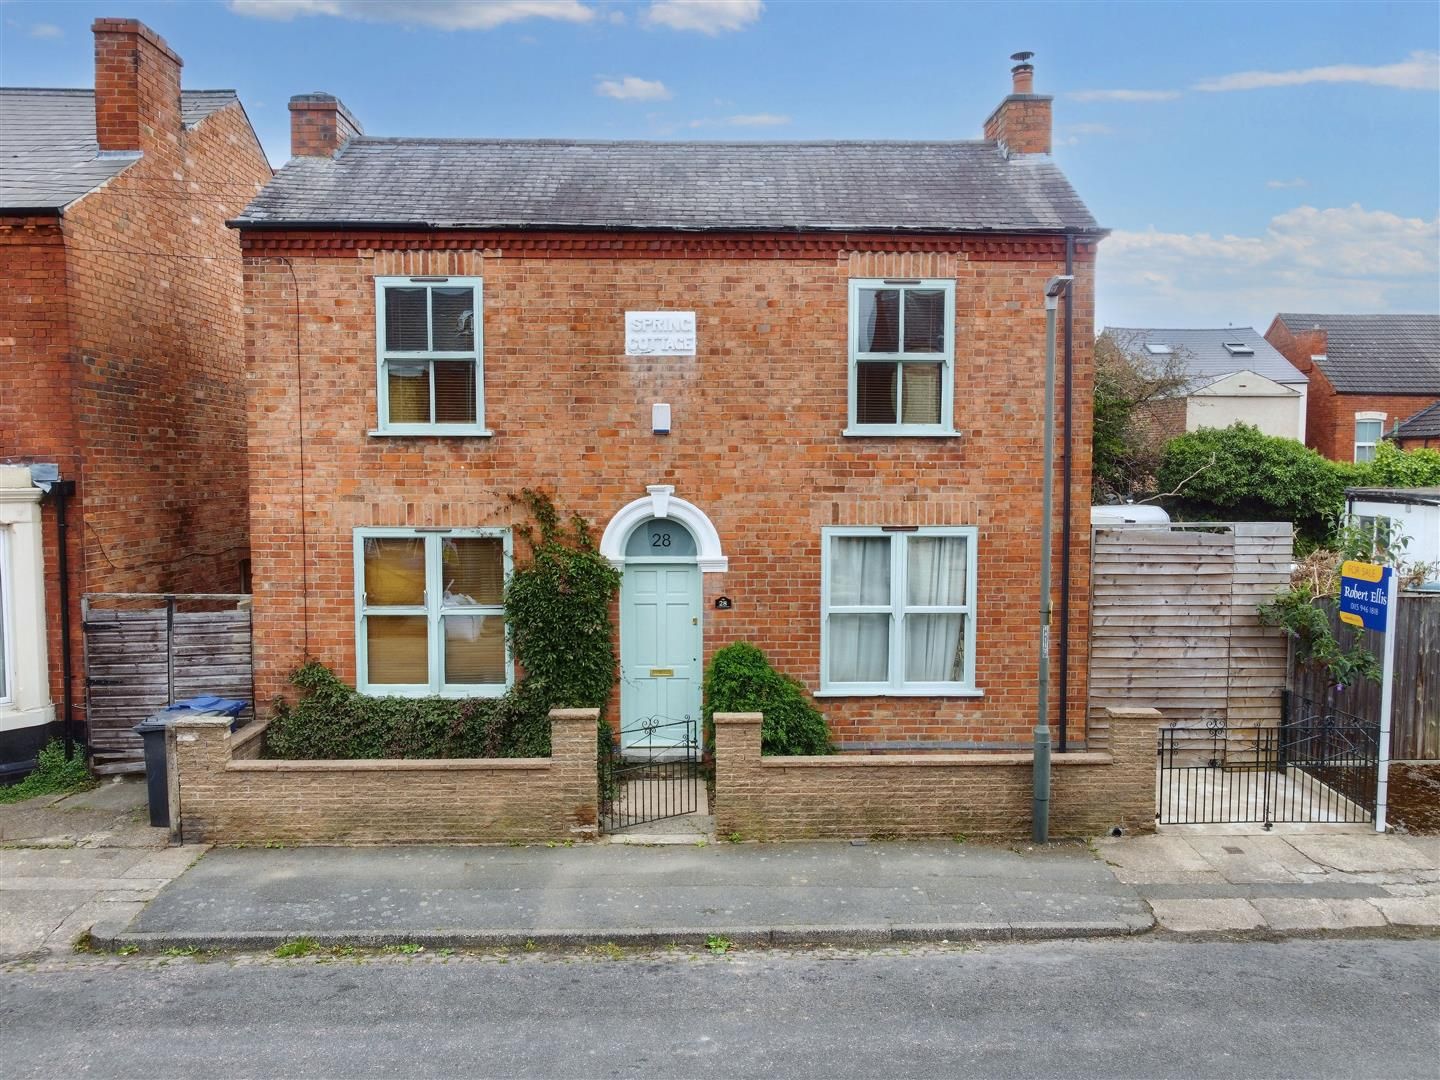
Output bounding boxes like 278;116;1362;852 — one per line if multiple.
984;52;1052;156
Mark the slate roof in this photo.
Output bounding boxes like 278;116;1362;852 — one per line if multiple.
0;88;239;211
1392;401;1440;441
1103;326;1307;389
1274;313;1440;395
232;138;1102;233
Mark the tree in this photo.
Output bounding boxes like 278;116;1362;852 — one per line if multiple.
1092;330;1193;503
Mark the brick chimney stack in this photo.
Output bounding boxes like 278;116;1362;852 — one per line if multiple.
983;52;1052;157
289;93;363;159
92;19;184;153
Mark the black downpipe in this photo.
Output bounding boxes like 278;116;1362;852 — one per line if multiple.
51;480;78;761
1059;235;1075;752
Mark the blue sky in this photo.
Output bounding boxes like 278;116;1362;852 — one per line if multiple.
3;0;1437;330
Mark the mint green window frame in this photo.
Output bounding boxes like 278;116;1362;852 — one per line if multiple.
0;530;10;705
817;525;980;697
373;276;488;436
353;527;513;697
846;278;957;437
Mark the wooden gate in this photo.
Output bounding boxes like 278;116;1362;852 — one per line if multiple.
82;593;253;770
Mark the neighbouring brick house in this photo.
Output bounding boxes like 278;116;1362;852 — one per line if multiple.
235;58;1102;753
0;20;271;777
1265;313;1440;462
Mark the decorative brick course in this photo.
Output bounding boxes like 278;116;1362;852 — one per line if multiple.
167;708;600;845
712;707;1158;841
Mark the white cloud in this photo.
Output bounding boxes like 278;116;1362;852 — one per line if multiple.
227;0;596;30
1099;204;1440;330
1196;51;1440;92
1067;88;1180;103
688;112;790;128
643;0;762;34
28;22;62;38
596;76;671;101
1266;178;1309;190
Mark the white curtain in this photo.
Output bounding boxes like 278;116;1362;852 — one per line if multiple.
904;536;967;683
828;537;890;682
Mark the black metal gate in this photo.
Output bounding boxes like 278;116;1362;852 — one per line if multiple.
599;716;702;832
1157;695;1380;827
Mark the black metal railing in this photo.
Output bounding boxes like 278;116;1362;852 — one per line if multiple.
599;716;701;832
1157;698;1379;826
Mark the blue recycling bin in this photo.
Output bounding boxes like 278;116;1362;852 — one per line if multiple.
133;696;249;827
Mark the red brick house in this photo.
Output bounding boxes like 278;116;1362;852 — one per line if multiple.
0;20;271;777
1265;313;1440;462
235;59;1102;751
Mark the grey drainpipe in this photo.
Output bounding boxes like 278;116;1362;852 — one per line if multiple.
1058;234;1075;752
48;480;78;761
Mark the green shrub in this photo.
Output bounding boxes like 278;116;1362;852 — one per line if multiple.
266;490;619;761
1159;425;1440;550
0;740;95;804
703;642;832;756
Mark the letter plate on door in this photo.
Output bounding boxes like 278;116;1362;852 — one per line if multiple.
649;668;674;678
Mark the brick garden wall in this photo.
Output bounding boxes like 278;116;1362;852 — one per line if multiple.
242;233;1097;748
712;707;1158;841
167;707;600;845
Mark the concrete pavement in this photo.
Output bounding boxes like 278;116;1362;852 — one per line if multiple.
97;840;1153;950
0;778;205;961
1095;830;1440;934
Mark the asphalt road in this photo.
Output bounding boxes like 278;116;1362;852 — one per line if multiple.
3;939;1436;1079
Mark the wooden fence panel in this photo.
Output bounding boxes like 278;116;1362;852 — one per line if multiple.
1088;523;1292;737
1290;591;1440;761
83;596;253;758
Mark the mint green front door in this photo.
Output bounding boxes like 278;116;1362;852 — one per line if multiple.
619;558;702;753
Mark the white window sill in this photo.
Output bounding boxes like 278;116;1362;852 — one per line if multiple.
813;688;985;699
368;427;494;438
358;685;509;699
842;428;960;439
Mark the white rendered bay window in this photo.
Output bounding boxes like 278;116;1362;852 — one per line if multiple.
374;277;486;435
819;526;979;696
354;529;512;696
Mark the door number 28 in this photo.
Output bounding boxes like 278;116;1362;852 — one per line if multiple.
651;532;673;548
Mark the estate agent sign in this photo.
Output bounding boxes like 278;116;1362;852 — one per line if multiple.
1338;559;1400;833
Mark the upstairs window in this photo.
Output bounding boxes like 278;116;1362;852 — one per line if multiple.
847;279;956;436
1354;414;1385;463
374;277;485;435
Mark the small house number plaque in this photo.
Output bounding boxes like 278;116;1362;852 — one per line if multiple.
714;596;733;610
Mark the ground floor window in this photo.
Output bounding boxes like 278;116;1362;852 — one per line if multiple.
354;528;512;696
0;530;11;704
820;526;978;695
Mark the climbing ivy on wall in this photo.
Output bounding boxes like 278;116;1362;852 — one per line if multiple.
265;490;622;760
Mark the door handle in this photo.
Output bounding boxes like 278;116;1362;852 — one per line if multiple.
649;668;674;678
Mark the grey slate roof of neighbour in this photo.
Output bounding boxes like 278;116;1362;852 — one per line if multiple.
232;138;1102;233
0;88;239;211
1392;401;1440;440
1274;313;1440;395
1103;326;1307;389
